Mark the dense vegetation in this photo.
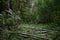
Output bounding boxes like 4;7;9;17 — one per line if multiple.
0;0;60;40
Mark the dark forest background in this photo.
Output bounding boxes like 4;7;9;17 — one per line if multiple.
0;0;60;40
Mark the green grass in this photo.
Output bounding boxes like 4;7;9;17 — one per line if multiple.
1;24;53;40
17;24;54;38
18;24;49;30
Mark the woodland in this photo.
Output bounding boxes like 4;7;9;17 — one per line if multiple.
0;0;60;40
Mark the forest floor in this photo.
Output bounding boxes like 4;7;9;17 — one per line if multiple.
16;24;54;40
0;24;54;40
